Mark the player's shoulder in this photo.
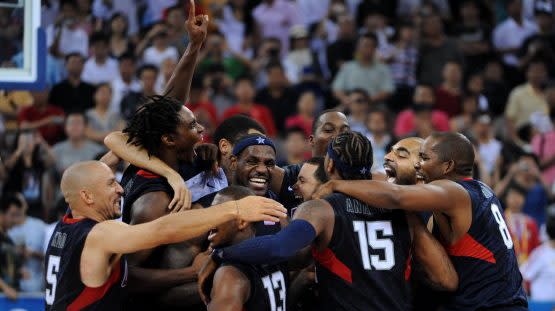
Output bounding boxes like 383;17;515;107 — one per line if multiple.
214;264;251;290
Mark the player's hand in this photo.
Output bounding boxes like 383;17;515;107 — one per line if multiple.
185;0;208;48
198;256;218;304
236;196;287;223
195;143;219;175
192;249;211;272
2;285;17;300
167;173;192;212
312;180;335;199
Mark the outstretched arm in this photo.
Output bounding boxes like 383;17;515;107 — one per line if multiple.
212;199;334;265
406;213;458;291
163;0;208;102
207;266;250;310
315;179;465;213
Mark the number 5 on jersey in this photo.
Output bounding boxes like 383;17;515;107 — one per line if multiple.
353;220;395;270
45;255;61;305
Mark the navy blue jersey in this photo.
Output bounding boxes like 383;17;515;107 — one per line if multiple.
223;262;288;311
45;214;127;311
313;193;412;311
432;179;527;310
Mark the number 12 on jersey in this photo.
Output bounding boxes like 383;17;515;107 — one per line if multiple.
353;220;395;270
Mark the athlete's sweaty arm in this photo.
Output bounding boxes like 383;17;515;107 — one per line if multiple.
315;179;469;213
207;266;251;311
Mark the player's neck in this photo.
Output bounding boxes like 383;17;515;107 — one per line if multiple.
158;148;179;170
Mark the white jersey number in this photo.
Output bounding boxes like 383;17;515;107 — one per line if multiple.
45;255;61;305
353;220;395;270
491;203;514;249
261;271;286;311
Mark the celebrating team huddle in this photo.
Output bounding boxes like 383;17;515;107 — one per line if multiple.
44;3;527;311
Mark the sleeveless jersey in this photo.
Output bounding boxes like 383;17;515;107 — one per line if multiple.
225;262;289;311
432;179;527;310
312;193;412;311
45;214;127;311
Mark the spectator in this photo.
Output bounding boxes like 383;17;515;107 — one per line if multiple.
214;0;255;56
198;31;249;81
49;53;96;114
85;83;124;144
223;75;277;137
51;113;104;177
465;73;490;112
381;21;418;113
346;89;371;135
107;13;135;59
2;131;55;219
473;112;502;177
141;24;179;68
518;1;555;77
285;91;317;138
435;61;463;118
120;64;159;121
92;0;139;37
7;193;46;293
483;59;510;117
110;53;141;116
280;127;310;166
253;0;301;55
42;198;67;254
141;0;178;27
250;37;283;89
326;14;356;78
361;12;394;57
255;62;297;133
155;57;178;94
165;5;188;55
366;106;393;173
204;63;236;117
18;89;65;146
0;90;33;133
0;193;22;300
186;77;219;143
418;13;464;87
451;95;479;134
455;0;493;73
394;84;450;137
46;1;89;59
284;25;321;84
520;206;555;301
332;33;394;106
81;32;120;85
531;105;555;188
505;59;549;137
503;183;541;264
493;0;538;68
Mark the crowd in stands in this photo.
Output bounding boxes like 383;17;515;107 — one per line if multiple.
0;0;554;304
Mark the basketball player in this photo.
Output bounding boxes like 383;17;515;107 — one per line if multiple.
205;186;289;311
44;161;286;310
200;132;419;310
314;132;527;310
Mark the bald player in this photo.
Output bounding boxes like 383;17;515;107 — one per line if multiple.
44;161;286;310
315;132;527;310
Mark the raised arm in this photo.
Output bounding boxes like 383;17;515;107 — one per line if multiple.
163;0;208;102
207;266;250;310
315;179;467;213
104;131;190;210
406;213;458;292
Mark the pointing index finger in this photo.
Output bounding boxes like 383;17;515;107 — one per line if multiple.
189;0;195;21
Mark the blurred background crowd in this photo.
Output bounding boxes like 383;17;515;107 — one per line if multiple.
0;0;554;304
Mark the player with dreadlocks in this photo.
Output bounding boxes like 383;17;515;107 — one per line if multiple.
199;132;416;310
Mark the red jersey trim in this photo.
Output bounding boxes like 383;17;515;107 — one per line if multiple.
68;260;122;311
136;169;160;179
312;247;352;284
62;214;84;224
445;233;496;264
404;249;412;281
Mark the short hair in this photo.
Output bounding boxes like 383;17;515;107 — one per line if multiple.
430;132;475;176
109;12;129;34
90;32;109;45
65;52;85;63
138;64;159;76
505;181;528;199
213;115;265;145
285;126;306;138
0;193;23;213
66;112;88;125
312;109;341;134
306;157;328;184
123;95;184;157
234;74;255;87
329;131;373;180
118;52;136;63
96;82;112;92
349;88;370;103
358;32;378;46
266;61;284;72
217;185;255;201
526;57;547;72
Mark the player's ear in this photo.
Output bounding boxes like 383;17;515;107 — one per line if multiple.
308;135;315;147
219;139;230;156
229;154;238;171
161;134;175;147
443;159;455;175
79;189;94;205
237;219;249;230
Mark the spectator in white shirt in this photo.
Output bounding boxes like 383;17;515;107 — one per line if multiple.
253;0;302;55
493;0;538;67
142;27;179;68
520;207;555;301
110;53;141;115
81;32;120;85
47;1;89;59
92;0;139;37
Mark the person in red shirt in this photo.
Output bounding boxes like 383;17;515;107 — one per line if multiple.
285;90;316;138
18;88;65;145
435;61;462;118
186;76;219;142
223;75;277;137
